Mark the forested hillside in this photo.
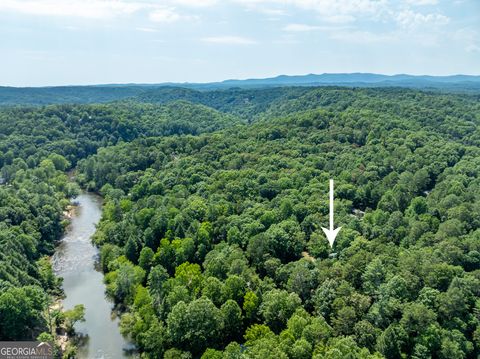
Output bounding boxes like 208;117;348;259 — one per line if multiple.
134;87;311;120
1;87;480;358
0;99;237;342
0;101;237;174
0;157;78;340
1;73;479;106
0;85;149;105
78;88;480;358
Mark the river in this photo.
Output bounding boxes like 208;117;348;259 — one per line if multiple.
52;192;137;359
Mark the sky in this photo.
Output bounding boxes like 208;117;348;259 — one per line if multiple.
0;0;479;86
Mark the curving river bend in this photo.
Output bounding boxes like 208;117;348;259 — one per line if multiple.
52;193;136;359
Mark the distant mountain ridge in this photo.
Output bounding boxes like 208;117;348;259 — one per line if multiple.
96;73;480;89
1;73;479;105
219;73;480;86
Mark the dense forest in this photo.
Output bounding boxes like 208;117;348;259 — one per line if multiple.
1;73;480;106
1;86;480;358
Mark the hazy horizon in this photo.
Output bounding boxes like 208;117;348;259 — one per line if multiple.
1;0;479;87
2;71;480;89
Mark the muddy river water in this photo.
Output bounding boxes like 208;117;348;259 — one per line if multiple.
52;193;136;359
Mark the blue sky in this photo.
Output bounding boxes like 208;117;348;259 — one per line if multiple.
0;0;479;86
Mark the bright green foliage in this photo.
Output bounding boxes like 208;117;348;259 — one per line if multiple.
167;298;223;354
2;86;480;358
0;159;75;339
0;286;47;339
79;87;480;358
63;304;86;334
260;289;302;333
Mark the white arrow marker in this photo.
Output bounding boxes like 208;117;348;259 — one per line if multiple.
322;179;342;248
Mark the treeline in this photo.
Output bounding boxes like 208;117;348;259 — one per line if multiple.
0;154;78;339
76;88;480;358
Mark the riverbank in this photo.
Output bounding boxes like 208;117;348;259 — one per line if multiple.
45;200;83;358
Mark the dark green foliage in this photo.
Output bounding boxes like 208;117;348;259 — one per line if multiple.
0;158;74;339
80;87;480;358
2;86;480;358
0;286;47;340
0;101;239;169
167;298;223;354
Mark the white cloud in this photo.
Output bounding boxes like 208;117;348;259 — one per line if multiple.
283;23;349;32
453;28;479;42
453;29;480;54
404;0;438;5
238;1;286;17
325;14;356;23
248;7;286;16
282;21;391;46
202;36;257;44
64;25;79;31
136;27;158;32
273;35;299;44
234;0;387;23
149;8;182;23
234;0;452;33
0;0;200;22
259;8;286;16
284;23;321;32
396;10;450;30
0;0;148;19
173;0;218;6
331;30;394;44
466;44;480;53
